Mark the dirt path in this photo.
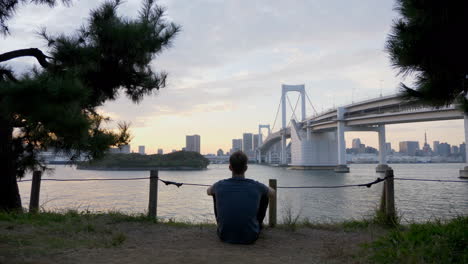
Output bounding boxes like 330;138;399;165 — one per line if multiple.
2;222;381;264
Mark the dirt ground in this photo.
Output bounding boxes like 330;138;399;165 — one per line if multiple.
1;221;383;264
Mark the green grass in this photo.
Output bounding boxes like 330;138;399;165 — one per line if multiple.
0;210;216;256
365;216;468;264
2;210;465;264
0;210;142;260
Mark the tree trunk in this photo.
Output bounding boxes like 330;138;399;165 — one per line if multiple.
0;116;22;211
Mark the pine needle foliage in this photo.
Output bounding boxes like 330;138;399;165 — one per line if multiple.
0;0;179;210
386;0;468;112
0;0;73;35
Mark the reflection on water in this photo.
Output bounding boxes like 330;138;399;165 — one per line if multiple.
18;163;467;223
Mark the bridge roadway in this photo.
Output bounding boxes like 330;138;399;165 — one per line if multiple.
261;94;463;151
258;93;467;175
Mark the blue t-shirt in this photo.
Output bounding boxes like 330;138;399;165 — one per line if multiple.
212;177;269;244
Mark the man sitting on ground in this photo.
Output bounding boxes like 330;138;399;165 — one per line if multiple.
207;151;275;244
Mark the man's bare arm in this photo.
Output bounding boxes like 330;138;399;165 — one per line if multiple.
267;187;276;200
207;185;214;196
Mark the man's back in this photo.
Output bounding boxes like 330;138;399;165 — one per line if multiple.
212;178;269;244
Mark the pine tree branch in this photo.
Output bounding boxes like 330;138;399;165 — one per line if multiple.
0;68;18;82
0;48;51;68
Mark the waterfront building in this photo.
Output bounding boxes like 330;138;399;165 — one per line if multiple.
157;148;163;155
451;146;459;155
385;142;392;153
253;134;260;149
186;135;201;153
242;133;253;152
108;148;120;154
352;138;361;149
121;144;131;154
217;149;224;156
433;141;440;155
109;144;131;154
138;145;145;155
243;133;254;158
231;139;242;152
399;141;419;156
438;143;451;156
460;143;466;160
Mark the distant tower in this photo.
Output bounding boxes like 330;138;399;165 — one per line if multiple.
231;139;242;152
186;135;201;153
422;131;431;154
138;145;145;155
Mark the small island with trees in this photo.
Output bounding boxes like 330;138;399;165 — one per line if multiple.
77;151;210;171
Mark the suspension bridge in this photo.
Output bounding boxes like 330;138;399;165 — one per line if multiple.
254;84;468;176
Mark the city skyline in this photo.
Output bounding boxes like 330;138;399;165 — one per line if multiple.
128;128;465;156
3;1;465;154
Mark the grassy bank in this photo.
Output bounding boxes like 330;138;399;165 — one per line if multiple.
0;210;466;263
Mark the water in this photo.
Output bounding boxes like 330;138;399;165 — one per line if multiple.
17;164;467;223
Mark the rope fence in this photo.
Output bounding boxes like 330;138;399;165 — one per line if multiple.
18;176;468;186
17;168;468;226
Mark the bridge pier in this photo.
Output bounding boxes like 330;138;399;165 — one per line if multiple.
459;116;468;178
334;107;349;173
280;133;287;165
376;124;389;172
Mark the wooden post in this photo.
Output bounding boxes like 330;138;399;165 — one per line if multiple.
148;170;158;219
385;169;396;221
379;173;387;214
29;171;42;213
269;179;277;227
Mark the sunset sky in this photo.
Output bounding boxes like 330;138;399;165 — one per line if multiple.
2;0;464;154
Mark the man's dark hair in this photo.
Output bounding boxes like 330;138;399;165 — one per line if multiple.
229;151;248;174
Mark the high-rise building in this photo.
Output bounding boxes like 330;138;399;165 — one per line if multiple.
399;141;419;155
459;143;466;160
232;139;242;153
352;138;361;149
253;134;260;149
243;133;253;153
157;148;163;155
120;144;131;154
438;143;451;156
186;135;201;153
217;149;224;156
385;142;392;153
433;141;440;155
451;146;459;154
138;145;145;155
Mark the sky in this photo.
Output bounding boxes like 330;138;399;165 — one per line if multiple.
2;0;464;154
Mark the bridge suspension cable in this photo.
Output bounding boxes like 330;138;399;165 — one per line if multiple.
286;94;301;128
271;97;282;132
286;94;300;121
305;91;318;115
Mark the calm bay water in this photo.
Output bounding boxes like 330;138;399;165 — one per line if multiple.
18;163;467;223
